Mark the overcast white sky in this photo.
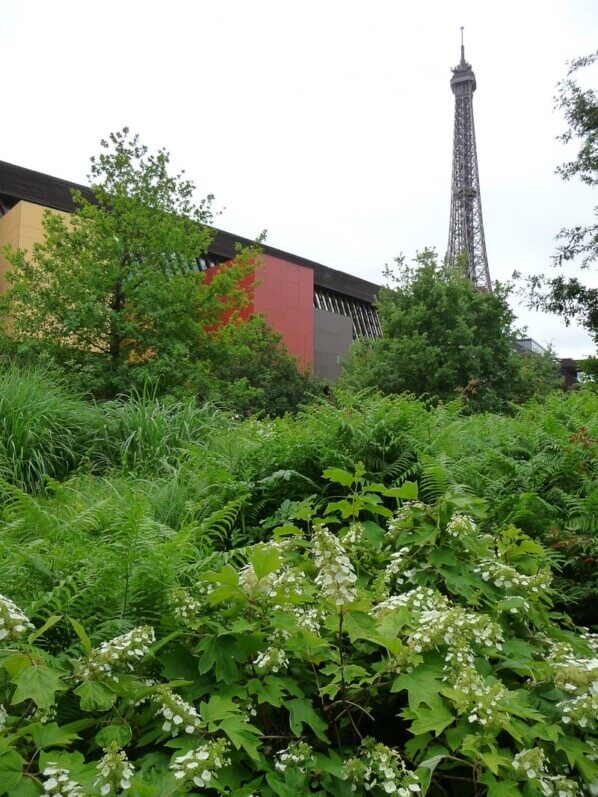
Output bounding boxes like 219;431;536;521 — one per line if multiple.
2;0;597;357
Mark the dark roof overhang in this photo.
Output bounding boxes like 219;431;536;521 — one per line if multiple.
0;160;380;304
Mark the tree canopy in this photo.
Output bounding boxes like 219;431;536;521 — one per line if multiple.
1;129;253;397
526;51;598;345
339;251;562;410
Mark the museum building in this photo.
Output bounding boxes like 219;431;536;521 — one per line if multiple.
0;161;381;380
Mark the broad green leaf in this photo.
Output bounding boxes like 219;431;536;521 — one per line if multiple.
74;680;115;711
409;702;455;736
287;698;329;742
95;724;132;747
200;695;240;724
322;467;355;487
7;776;43;797
11;665;67;710
199;565;239;587
383;481;418;500
392;666;445;709
31;722;81;749
197;635;250;682
249;545;282;580
265;774;297;797
0;750;24;791
219;717;262;761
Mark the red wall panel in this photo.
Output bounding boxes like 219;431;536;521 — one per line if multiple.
253;255;314;367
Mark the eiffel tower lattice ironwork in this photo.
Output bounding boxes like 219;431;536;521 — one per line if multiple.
446;29;492;292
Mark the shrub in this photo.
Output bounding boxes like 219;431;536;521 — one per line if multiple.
0;472;596;795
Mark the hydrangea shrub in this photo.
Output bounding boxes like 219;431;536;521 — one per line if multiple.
0;468;596;795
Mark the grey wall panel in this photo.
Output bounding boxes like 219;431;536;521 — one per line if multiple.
314;308;354;381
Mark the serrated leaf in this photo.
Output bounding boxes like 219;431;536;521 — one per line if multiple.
323;467;355;487
74;680;115;711
200;694;240;724
287;698;329;742
219;717;262;760
0;750;24;791
383;481;419;499
7;776;43;797
249;545;282;580
391;666;445;709
409;702;455;736
95;724;132;747
31;722;81;749
11;665;67;710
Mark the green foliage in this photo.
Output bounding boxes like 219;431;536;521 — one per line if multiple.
203;314;323;417
339;250;551;411
0;128;253;397
1;480;596;795
525;50;598;343
0;363;595;622
0;365;101;493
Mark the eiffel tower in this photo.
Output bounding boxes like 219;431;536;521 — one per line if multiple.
446;29;492;292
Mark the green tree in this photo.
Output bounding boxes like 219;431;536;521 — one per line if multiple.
527;51;598;344
205;314;322;416
1;129;252;397
339;250;560;411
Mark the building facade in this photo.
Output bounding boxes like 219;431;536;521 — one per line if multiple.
0;161;381;380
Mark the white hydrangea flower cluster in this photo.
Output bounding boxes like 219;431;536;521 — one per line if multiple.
580;629;598;655
544;637;598;696
448;666;507;727
274;741;314;774
95;745;135;794
409;606;503;655
291;605;324;635
0;704;7;731
512;747;548;780
510;748;580;797
79;626;155;679
313;526;357;607
41;765;84;796
386;503;427;539
538;777;581;797
170;738;230;791
446;514;477;538
494;595;531;616
344;738;421;795
383;547;415;591
0;593;34;641
254;646;289;673
170;587;203;624
371;587;449;620
155;691;203;736
342;522;364;548
473;559;552;594
268;566;306;604
559;691;598;730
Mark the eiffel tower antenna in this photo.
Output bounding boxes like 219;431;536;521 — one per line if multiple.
446;28;492;291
